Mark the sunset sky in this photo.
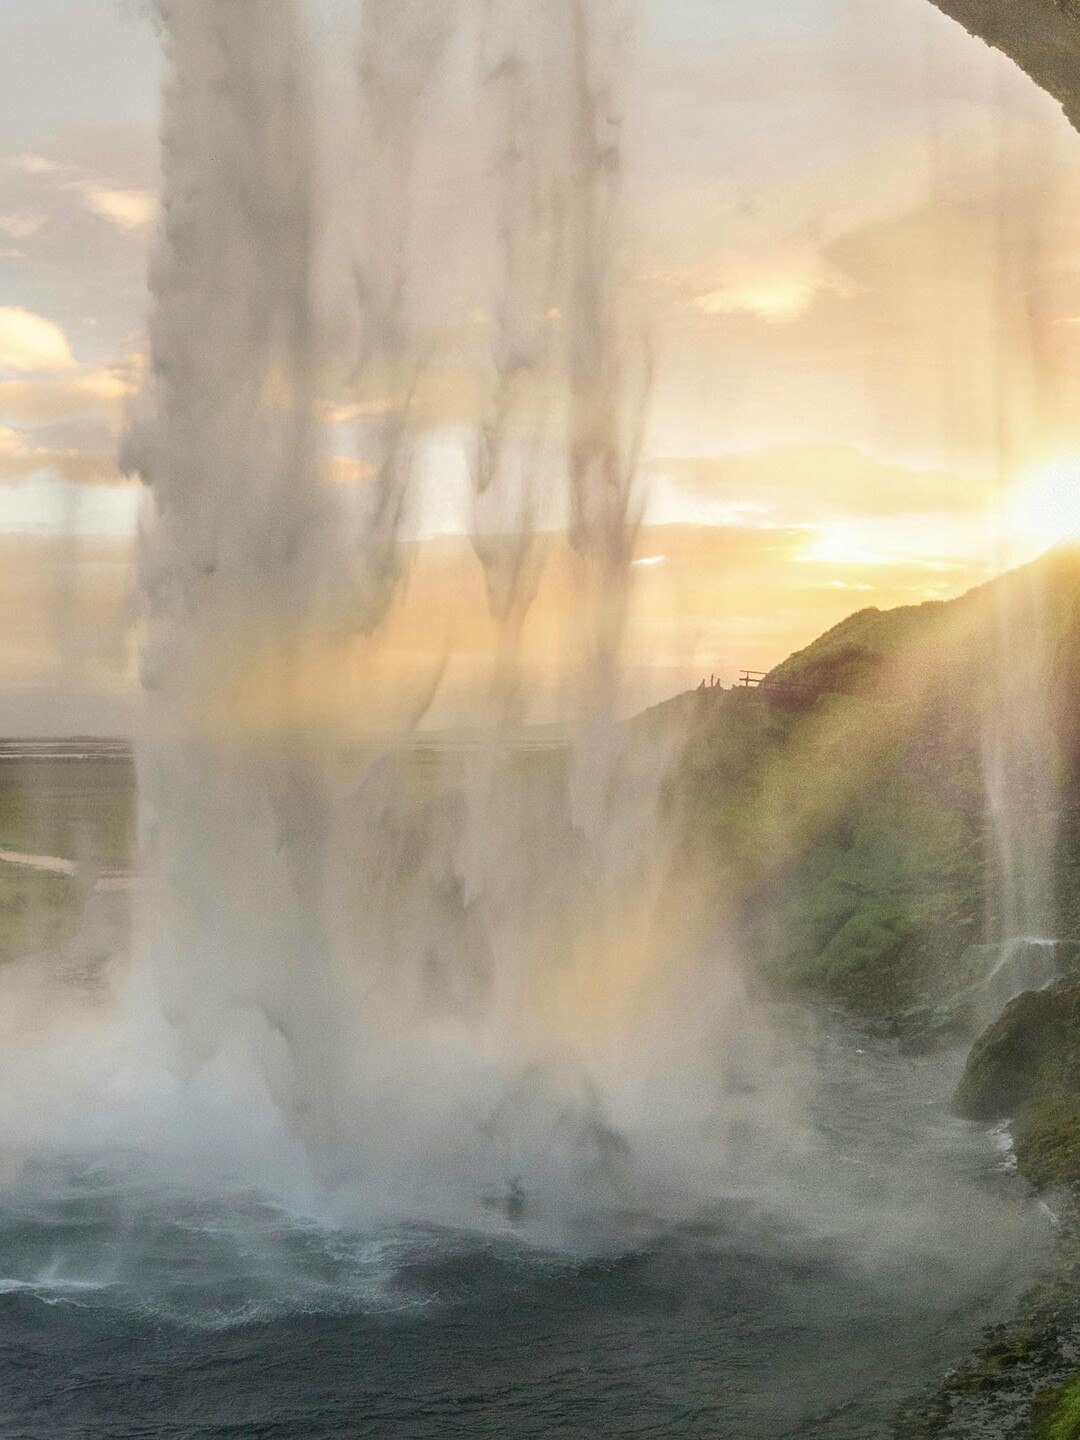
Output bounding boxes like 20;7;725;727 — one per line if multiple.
2;0;1080;731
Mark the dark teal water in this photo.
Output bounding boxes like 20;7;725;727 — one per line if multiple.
0;1028;1051;1440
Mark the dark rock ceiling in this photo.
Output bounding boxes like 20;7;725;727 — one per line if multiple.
929;0;1080;130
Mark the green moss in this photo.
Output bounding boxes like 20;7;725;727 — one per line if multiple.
753;776;982;1008
1031;1373;1080;1439
952;975;1080;1200
895;1217;1080;1434
668;681;984;1011
954;983;1080;1123
1014;1095;1080;1191
946;1327;1042;1395
815;898;916;982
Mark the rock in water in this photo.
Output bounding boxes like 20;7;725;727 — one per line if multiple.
953;979;1080;1122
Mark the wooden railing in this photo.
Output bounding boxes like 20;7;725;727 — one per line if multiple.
696;669;820;695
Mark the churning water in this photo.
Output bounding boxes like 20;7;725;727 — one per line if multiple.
0;1015;1051;1440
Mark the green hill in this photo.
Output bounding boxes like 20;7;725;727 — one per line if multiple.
657;544;1080;1014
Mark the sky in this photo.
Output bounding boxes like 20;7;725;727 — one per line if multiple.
2;0;1080;730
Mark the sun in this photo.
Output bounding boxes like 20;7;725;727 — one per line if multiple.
1008;460;1080;552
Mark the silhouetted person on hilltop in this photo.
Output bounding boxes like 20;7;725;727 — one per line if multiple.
505;1177;526;1223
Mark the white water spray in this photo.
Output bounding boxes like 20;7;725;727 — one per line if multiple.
89;0;777;1226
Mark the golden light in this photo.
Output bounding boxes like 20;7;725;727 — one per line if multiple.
796;524;890;567
695;278;818;324
1008;459;1080;551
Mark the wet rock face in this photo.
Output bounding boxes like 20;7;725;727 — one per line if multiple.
973;940;1080;1030
953;979;1080;1122
898;940;1080;1055
929;0;1080;133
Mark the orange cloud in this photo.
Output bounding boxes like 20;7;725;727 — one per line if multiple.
0;307;74;374
0;363;136;424
0;422;122;487
650;445;988;523
70;180;157;233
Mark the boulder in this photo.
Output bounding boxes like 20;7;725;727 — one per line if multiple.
953;979;1080;1121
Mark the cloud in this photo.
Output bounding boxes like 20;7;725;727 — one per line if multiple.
0;211;45;240
0;358;393;499
0;307;74;373
26;415;117;454
69;179;157;232
6;147;158;236
639;27;1080;470
9;154;63;177
0;362;138;423
0;420;122;488
0;425;23;459
0;143;153;362
0;356;141;496
694;272;851;323
648;444;989;524
646;113;1080;464
680;224;864;327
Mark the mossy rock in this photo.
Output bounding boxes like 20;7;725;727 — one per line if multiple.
954;981;1080;1122
1031;1372;1080;1439
804;900;920;1004
751;781;982;1010
1014;1094;1080;1190
946;1326;1042;1395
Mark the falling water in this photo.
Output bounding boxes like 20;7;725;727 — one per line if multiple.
975;79;1067;979
0;0;1047;1236
101;0;751;1226
981;561;1061;947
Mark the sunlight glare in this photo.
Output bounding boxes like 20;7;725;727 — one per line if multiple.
1009;460;1080;551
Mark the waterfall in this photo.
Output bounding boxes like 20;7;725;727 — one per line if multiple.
107;0;741;1219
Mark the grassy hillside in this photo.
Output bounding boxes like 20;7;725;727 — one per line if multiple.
656;545;1080;1014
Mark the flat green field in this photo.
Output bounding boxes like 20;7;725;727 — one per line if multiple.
0;756;135;871
0;753;136;964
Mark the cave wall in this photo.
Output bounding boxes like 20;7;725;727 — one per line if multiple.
929;0;1080;130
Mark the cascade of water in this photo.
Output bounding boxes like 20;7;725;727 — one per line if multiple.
978;111;1064;962
982;561;1060;947
110;0;726;1219
120;0;331;1116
